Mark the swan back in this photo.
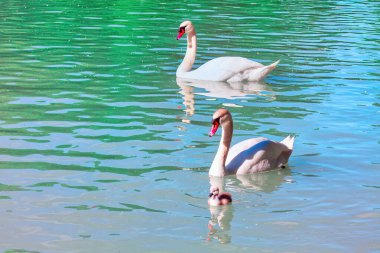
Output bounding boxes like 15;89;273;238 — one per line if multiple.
226;137;294;174
178;57;265;82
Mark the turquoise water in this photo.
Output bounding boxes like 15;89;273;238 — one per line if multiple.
1;0;379;252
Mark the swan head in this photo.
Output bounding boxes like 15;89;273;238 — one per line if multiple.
209;185;220;197
177;20;194;40
209;109;232;137
208;186;221;206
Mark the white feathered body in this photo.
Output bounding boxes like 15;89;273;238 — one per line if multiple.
225;136;295;175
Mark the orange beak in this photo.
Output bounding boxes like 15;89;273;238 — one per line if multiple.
209;121;220;137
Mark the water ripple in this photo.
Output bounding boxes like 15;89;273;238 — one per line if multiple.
0;0;379;251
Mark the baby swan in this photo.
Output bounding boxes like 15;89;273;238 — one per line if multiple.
208;186;232;206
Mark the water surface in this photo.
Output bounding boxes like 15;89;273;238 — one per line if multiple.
1;0;379;252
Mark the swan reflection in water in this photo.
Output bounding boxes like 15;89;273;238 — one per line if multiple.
177;77;275;122
234;168;292;193
206;169;292;243
207;202;234;244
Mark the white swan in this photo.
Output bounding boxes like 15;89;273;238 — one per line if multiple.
208;109;295;177
176;21;279;83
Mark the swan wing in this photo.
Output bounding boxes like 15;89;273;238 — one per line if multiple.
225;137;292;174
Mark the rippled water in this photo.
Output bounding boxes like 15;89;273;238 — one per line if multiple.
1;0;379;252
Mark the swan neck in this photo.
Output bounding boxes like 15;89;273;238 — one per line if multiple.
177;30;197;74
209;120;233;177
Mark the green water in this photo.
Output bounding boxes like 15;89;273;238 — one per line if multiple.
1;0;379;252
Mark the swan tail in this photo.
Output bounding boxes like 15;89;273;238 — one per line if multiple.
281;135;295;151
268;60;280;70
247;60;280;82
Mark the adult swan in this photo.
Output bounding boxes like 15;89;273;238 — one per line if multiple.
208;109;295;177
176;21;279;83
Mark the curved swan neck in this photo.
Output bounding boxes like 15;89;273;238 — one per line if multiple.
209;118;233;177
177;29;197;74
